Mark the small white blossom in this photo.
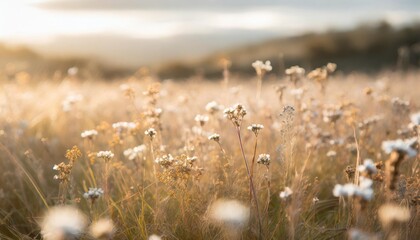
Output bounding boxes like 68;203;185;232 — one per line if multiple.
257;154;270;166
124;145;147;160
83;188;104;200
81;129;98;139
90;218;115;240
285;66;305;76
205;101;223;114
209;199;250;227
247;124;264;135
357;159;377;174
41;206;87;240
155;154;174;168
145;128;157;138
149;234;162;240
97;151;114;160
252;60;272;75
279;187;293;199
62;94;83;112
381;138;417;157
326;150;337;158
194;114;209;126
112;122;137;132
410;112;420;125
208;133;220;142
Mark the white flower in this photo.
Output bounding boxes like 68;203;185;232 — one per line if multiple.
326;150;337;158
145;128;157;138
194;114;209;125
257;154;270;166
333;183;356;197
252;60;272;75
209;199;250;227
205;101;223;114
155;154;174;168
62;94;83;112
97;151;114;160
83;187;104;200
124;145;147;160
290;88;304;99
67;67;78;76
53;165;59;170
41;206;87;240
357;159;377;174
410;112;420;125
112;122;137;131
247;124;264;135
279;187;293;199
90;218;115;239
285;66;305;76
208;133;220;142
333;177;374;201
81;129;98;139
148;234;162;240
381;138;417;157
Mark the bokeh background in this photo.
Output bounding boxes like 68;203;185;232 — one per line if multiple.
0;0;419;79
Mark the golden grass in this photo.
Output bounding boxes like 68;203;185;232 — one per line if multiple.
0;69;419;239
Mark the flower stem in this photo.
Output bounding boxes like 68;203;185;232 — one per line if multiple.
236;127;262;239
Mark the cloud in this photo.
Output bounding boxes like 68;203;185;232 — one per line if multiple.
35;0;420;11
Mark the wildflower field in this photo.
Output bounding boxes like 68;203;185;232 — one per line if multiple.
0;64;419;240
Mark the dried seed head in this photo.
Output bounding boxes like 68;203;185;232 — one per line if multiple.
224;104;247;127
257;154;270;166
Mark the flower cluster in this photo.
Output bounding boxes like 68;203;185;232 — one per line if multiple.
194;114;209;126
381;138;417;157
252;60;272;75
97;151;114;161
112;121;137;132
279;187;293;200
285;65;305;85
357;159;377;175
83;188;104;202
208;133;220;142
257;154;270;166
124;145;147;161
144;128;157;139
80;129;98;139
62;94;83;112
155;154;175;168
224;104;247;127
205;101;223;114
333;177;374;201
247;124;264;136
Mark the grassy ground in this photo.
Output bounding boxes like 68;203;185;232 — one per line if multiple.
0;69;419;239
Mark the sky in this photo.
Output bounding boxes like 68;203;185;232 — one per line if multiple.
0;0;419;65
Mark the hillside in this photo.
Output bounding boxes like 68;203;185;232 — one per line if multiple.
156;22;420;78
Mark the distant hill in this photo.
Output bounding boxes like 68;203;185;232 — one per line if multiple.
1;22;420;80
156;22;420;79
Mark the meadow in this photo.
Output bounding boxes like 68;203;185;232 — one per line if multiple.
0;63;419;240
